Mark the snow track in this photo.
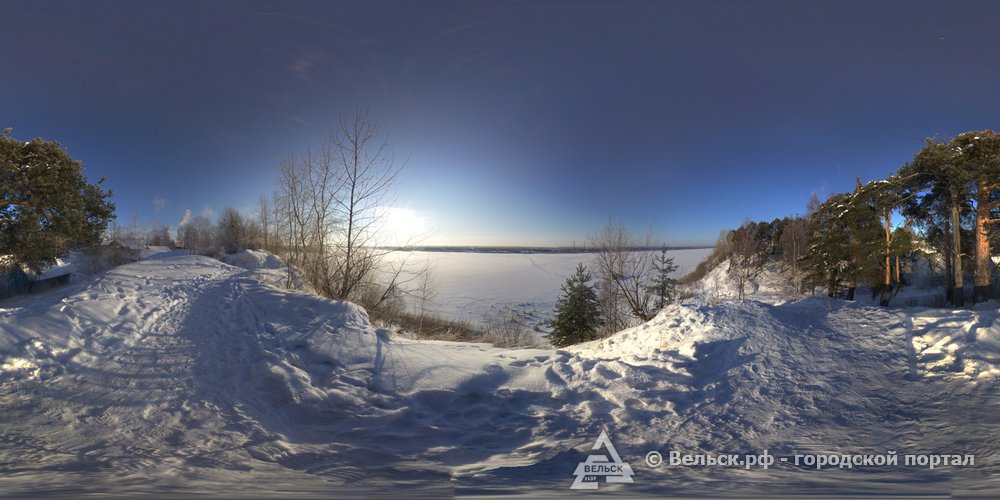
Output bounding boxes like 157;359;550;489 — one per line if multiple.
0;254;997;496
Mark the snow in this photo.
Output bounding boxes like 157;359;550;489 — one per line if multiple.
220;249;312;291
0;252;997;496
28;257;77;281
386;248;711;331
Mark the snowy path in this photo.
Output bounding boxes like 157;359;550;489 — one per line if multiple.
0;254;997;496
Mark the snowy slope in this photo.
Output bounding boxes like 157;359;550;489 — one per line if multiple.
220;249;312;292
683;254;951;308
0;253;997;496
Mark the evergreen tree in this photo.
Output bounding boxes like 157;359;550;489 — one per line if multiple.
0;132;115;272
549;263;603;347
854;176;912;306
802;188;882;300
648;247;678;310
951;130;1000;303
900;138;973;306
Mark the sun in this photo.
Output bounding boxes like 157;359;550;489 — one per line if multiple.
380;207;428;246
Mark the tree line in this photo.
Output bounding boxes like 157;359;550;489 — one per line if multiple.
801;130;999;307
696;129;999;309
551;128;1000;347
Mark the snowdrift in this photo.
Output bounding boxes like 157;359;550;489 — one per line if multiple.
220;249;311;292
0;253;997;496
220;249;286;270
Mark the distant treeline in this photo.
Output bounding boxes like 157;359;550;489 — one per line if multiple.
378;245;712;254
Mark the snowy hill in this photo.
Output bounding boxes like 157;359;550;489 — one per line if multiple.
0;253;997;496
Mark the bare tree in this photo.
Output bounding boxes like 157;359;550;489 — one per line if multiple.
217;206;253;254
330;111;402;301
730;219;765;300
779;216;806;296
181;215;216;256
256;195;272;252
305;143;339;295
590;219;655;323
596;278;630;335
275;153;314;288
270;111;416;306
105;219;121;243
412;260;436;336
126;211;145;261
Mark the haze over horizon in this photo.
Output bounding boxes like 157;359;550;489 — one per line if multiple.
4;0;1000;246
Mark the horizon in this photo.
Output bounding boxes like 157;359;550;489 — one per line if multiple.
4;0;1000;247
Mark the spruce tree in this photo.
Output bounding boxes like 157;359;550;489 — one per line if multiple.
0;132;115;272
549;263;603;347
648;247;678;310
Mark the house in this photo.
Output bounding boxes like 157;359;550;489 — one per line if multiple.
1;256;77;299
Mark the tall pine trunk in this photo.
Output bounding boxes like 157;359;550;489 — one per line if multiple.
944;214;953;304
952;201;964;307
880;209;891;306
895;254;901;285
973;178;993;303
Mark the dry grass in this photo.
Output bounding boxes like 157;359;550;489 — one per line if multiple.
371;309;491;343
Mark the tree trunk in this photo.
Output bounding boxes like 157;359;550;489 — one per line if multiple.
880;210;891;306
974;178;992;303
944;214;953;303
952;202;964;307
895;254;901;285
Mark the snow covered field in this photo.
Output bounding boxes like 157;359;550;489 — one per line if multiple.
0;252;997;497
386;248;711;332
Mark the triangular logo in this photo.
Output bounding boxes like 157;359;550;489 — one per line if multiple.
570;430;635;490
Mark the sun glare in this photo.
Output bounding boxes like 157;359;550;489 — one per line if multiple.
381;207;428;246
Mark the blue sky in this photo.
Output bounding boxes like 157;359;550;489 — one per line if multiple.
3;0;1000;246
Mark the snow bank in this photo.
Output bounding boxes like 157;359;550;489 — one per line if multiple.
219;249;311;292
0;252;996;496
220;249;286;270
911;305;1000;380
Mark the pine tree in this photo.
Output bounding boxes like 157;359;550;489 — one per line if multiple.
900;137;973;306
951;131;1000;303
802;184;885;301
855;175;914;306
549;263;603;347
802;193;851;297
0;133;115;272
648;247;677;310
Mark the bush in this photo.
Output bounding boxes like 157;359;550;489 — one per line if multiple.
371;309;487;343
483;307;529;348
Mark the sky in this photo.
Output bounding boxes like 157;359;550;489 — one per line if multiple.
3;0;1000;247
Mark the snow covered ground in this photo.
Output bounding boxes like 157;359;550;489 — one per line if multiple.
385;248;710;332
0;252;997;497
